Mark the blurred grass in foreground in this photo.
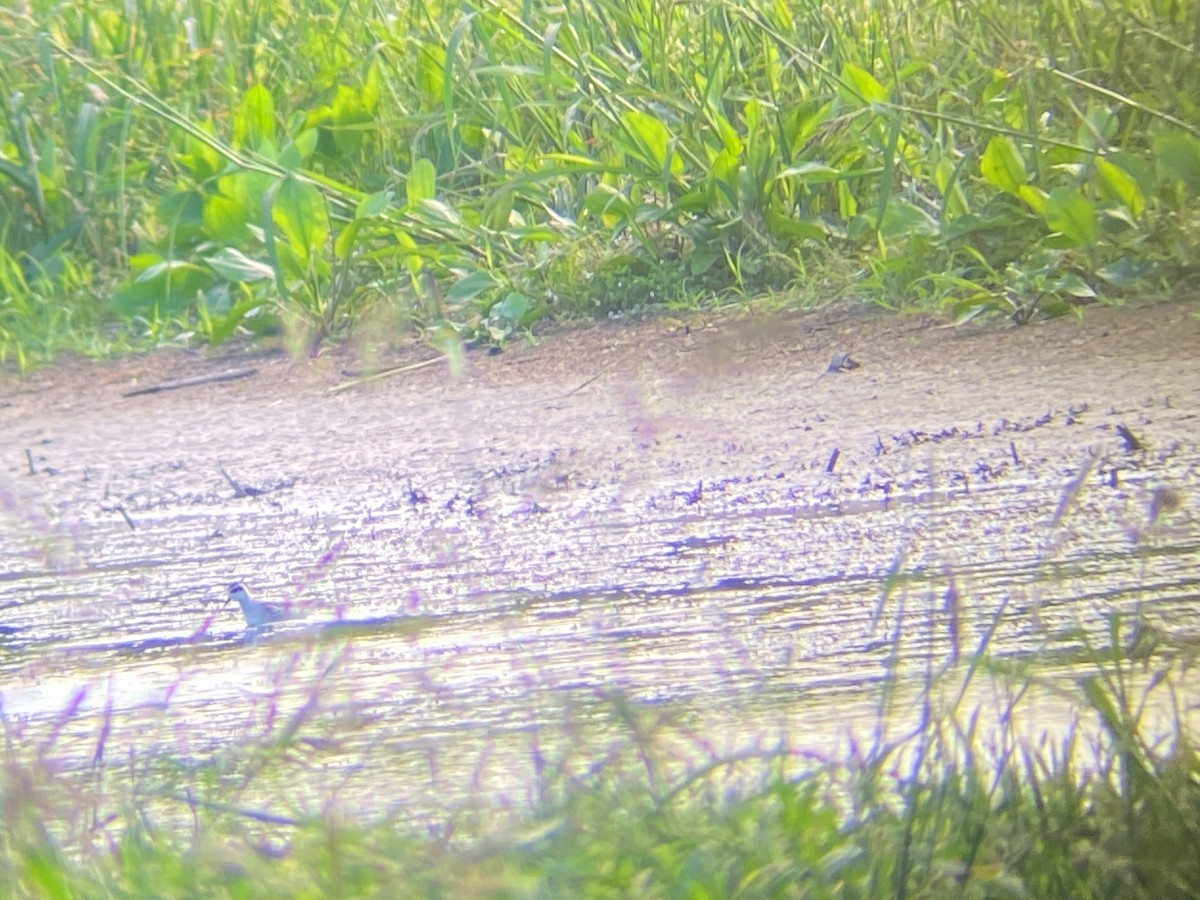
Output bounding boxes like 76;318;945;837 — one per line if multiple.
2;613;1197;898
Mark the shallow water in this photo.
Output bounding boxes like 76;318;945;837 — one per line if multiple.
2;306;1199;832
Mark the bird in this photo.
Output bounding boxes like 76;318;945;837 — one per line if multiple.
226;583;292;628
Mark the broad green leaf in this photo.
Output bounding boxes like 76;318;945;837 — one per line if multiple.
490;291;530;323
483;187;514;231
362;59;382;113
980;136;1027;194
765;210;828;242
202;193;251;245
620;109;681;176
447;270;502;302
71;102;101;182
204;292;271;346
1043;187;1098;247
271;240;304;282
408;158;437;205
180;125;221;181
334;220;363;260
897;58;934;81
840;63;888;106
271;174;330;266
1077;105;1118;151
328;84;372;157
878;198;939;239
416;45;446;110
222;169;273;224
837;181;857;220
356;190;392;220
710;109;742;156
690;243;722;276
111;261;214;316
1153;132;1200;191
1095;158;1144;219
234;84;275;151
1047;272;1096;298
157;190;205;244
1018;184;1048;214
934;156;970;218
128;253;163;275
1096;258;1151;288
280;129;319;170
583;184;635;226
707;147;740;203
793;100;835;150
205;247;275;283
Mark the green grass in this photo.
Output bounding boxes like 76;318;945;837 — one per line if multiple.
2;0;1198;368
2;614;1198;898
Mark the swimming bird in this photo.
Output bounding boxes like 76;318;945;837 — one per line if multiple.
226;583;291;627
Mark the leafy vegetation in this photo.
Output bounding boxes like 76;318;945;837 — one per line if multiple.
2;613;1197;897
2;0;1198;368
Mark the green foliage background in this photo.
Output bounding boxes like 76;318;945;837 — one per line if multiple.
2;0;1198;366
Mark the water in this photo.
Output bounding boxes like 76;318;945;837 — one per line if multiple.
2;314;1198;834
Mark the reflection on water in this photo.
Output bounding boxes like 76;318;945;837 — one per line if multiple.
1;379;1198;834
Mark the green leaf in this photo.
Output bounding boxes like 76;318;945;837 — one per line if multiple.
202;193;251;245
221;169;274;226
416;45;446;110
620;109;681;176
778;162;841;182
1095;158;1144;219
356;190;393;219
271;174;330;266
711;109;742;156
1043;187;1098;247
447;270;502;302
180;126;221;180
1153;132;1200;192
154;191;206;247
71;102;102;186
280;129;319;170
334;220;363;260
878;198;939;239
840;63;888;106
234;84;275;151
408;158;437;205
583;184;635;224
205;247;275;283
417;198;462;226
1096;257;1151;288
980;136;1027;195
490;291;531;323
111;261;214;316
203;292;271;345
328;84;373;157
1017;184;1048;215
690;242;722;276
1047;272;1095;298
483;187;514;231
1077;105;1118;151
